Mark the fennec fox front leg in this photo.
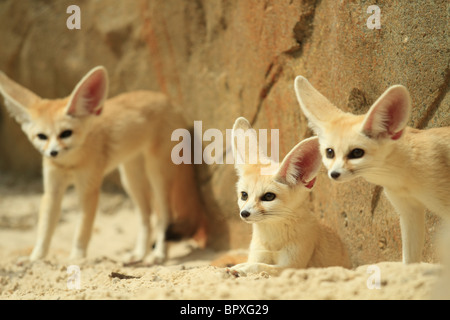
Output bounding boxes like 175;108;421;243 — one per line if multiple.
31;163;70;260
294;76;450;263
228;117;351;277
0;67;208;262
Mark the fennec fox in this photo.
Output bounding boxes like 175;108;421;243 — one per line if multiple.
294;76;450;263
228;117;351;276
0;66;207;262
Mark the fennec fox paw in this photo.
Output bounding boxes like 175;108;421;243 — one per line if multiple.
147;251;166;265
226;264;272;277
69;248;87;260
226;267;246;277
130;247;148;263
227;263;256;277
29;248;46;261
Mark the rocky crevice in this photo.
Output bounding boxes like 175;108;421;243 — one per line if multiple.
251;0;319;126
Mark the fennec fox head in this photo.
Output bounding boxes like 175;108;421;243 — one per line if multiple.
231;117;322;223
294;76;411;183
0;66;108;160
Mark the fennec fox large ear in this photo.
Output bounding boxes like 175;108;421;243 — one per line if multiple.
274;136;321;189
232;117;259;176
65;66;109;117
361;85;411;140
0;71;41;125
294;76;343;135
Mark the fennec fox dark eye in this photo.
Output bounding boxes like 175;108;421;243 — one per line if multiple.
325;148;335;159
348;148;365;159
241;192;248;201
37;133;48;140
261;192;276;201
59;130;73;139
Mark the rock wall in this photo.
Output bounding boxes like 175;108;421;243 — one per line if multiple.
0;0;448;265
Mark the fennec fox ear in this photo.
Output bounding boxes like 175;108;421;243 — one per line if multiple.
361;85;411;140
275;136;321;189
294;76;343;135
232;117;258;175
0;71;41;124
66;66;109;117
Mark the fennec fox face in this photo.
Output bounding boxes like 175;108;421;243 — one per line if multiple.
2;68;107;160
232;117;321;223
236;167;317;224
294;76;410;183
313;115;397;183
236;170;291;223
23;101;90;159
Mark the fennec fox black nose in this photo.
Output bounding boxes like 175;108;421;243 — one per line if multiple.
240;210;250;218
330;171;340;179
50;151;58;157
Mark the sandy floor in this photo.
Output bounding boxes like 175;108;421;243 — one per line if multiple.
0;178;448;300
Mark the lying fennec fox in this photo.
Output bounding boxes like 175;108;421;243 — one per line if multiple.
0;66;207;262
228;117;351;276
294;76;450;264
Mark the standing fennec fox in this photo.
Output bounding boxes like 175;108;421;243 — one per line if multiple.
294;76;450;264
0;66;208;262
228;117;351;276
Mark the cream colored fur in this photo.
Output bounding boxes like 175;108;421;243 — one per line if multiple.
0;66;207;262
228;117;351;276
295;76;450;263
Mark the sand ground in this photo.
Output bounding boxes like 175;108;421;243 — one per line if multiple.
0;177;447;300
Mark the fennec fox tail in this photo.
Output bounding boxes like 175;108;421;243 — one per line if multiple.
294;75;450;263
0;66;208;262
228;117;351;276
